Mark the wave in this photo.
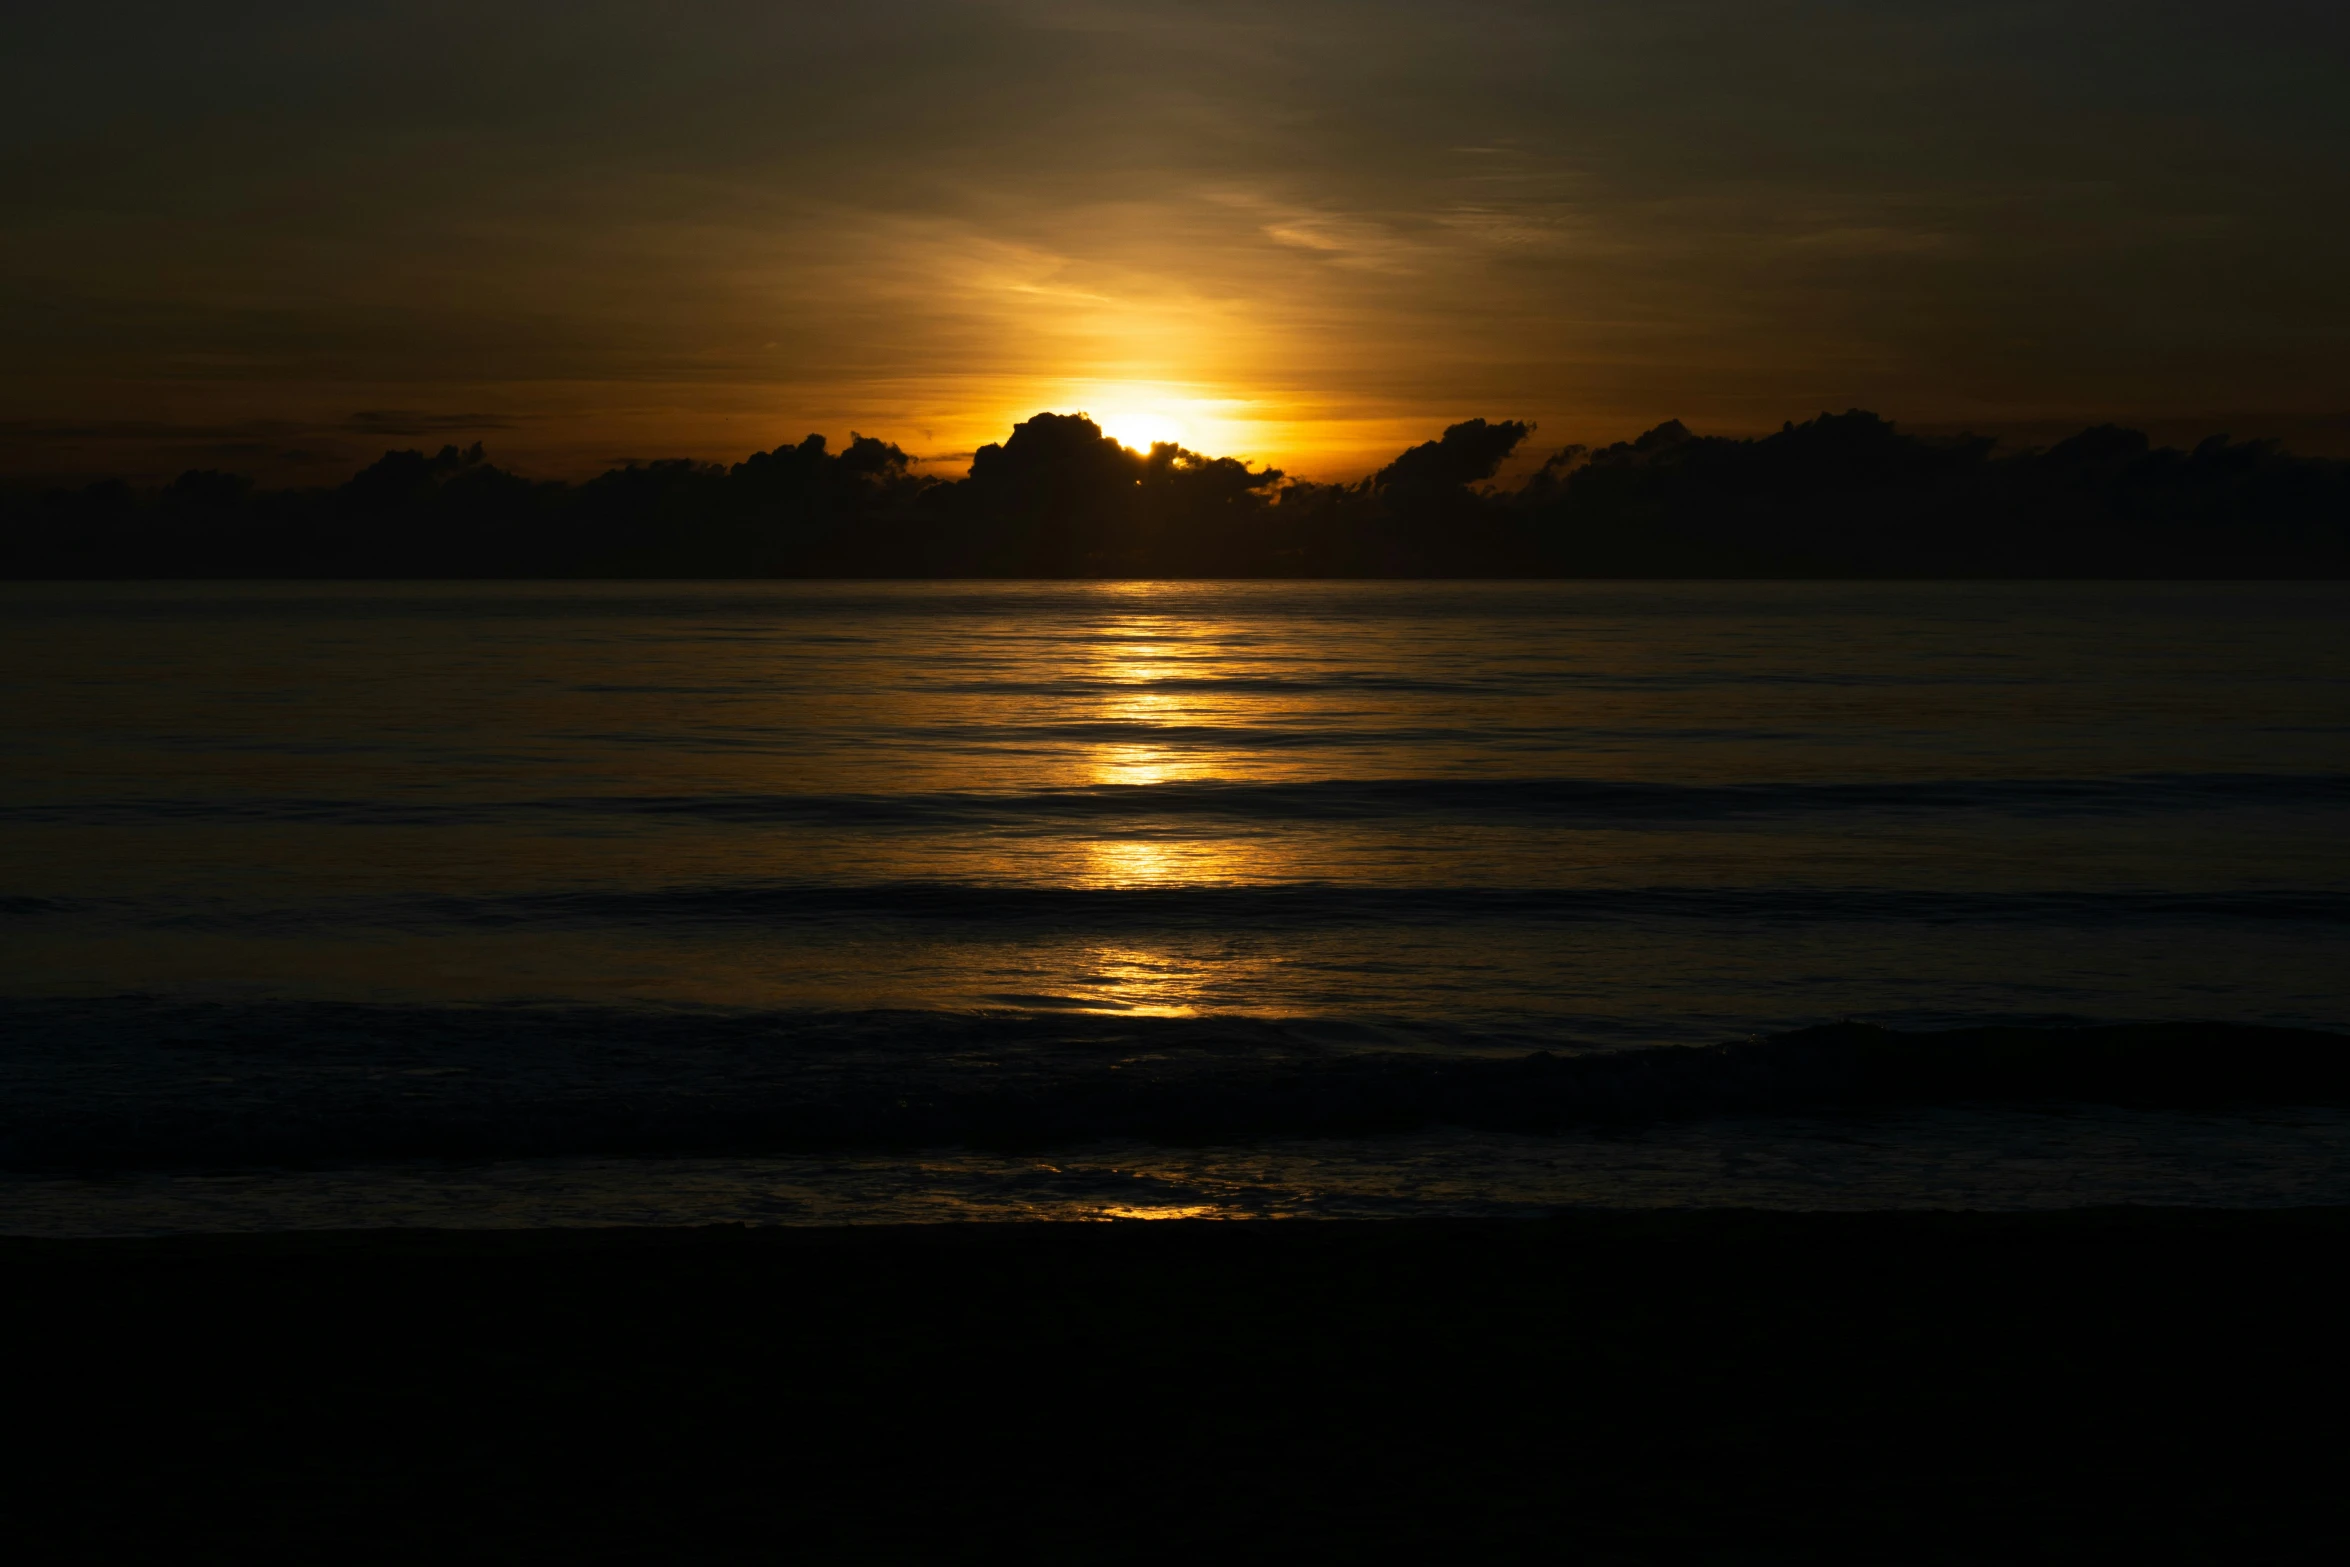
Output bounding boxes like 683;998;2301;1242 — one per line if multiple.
0;896;69;916
918;673;1510;696
8;882;2345;933
915;669;2035;696
436;882;2350;932
6;771;2343;830
0;1000;2341;1170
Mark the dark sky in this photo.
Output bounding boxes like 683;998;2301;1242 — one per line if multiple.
6;1;2347;481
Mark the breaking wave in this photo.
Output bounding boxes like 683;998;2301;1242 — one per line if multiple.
2;999;2341;1171
4;771;2343;831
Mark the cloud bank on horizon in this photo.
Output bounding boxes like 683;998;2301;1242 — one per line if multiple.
4;0;2347;482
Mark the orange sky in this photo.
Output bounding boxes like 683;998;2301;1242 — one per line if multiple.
5;2;2347;484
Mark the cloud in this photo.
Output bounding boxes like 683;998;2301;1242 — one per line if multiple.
0;419;310;442
1260;216;1425;273
345;411;518;436
3;1;2346;482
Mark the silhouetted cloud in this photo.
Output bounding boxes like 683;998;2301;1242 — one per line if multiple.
4;409;2342;580
1376;419;1533;495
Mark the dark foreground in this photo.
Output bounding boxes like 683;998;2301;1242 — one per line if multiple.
9;1211;2348;1564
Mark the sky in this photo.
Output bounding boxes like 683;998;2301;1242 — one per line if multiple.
4;0;2347;483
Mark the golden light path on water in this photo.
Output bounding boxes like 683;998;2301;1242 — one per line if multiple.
8;580;2341;1054
1065;597;1278;1020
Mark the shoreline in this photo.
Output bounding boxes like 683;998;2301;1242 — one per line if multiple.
9;1199;2350;1254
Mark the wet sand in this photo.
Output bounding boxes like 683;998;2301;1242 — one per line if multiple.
11;1210;2348;1562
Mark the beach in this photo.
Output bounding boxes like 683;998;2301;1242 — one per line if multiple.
13;1210;2348;1562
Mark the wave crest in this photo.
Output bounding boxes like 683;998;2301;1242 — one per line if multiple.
1;1001;2341;1171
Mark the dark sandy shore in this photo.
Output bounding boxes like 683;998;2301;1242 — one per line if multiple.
9;1211;2348;1563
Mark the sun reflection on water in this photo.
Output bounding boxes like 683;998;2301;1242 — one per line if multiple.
1017;597;1308;1016
1074;944;1204;1016
1078;836;1185;886
1088;744;1200;789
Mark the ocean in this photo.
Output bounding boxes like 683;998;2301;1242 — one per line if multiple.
3;579;2345;1230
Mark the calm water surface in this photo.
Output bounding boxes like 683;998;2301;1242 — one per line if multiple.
3;581;2345;1229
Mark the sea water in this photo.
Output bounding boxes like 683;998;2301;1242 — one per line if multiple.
3;580;2345;1230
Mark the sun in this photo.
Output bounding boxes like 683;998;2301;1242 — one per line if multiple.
1088;406;1191;454
1021;381;1261;458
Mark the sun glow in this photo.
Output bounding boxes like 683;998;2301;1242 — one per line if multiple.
936;375;1349;474
1030;380;1260;457
1087;404;1192;454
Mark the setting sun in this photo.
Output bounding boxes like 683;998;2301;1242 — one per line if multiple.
1085;405;1191;454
